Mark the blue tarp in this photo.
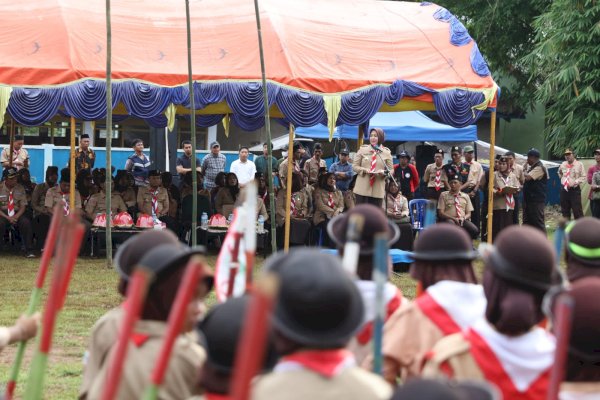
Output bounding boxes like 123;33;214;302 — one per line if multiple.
294;111;477;142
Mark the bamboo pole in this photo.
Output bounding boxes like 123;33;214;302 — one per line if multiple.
283;124;295;252
486;111;497;244
185;0;198;246
357;124;364;149
253;0;277;254
105;0;113;266
8;119;14;168
69;117;76;210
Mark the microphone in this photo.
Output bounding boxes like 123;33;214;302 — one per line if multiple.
371;144;382;152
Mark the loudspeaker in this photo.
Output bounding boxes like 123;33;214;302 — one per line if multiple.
415;144;438;179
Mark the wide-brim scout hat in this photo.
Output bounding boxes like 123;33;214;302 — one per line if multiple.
197;296;277;373
114;230;181;279
483;225;555;291
412;223;478;262
565;217;600;268
266;249;364;348
4;168;18;180
327;204;400;255
567;277;600;363
60;168;70;183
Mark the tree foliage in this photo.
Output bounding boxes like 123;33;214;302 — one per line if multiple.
413;0;551;117
523;0;600;155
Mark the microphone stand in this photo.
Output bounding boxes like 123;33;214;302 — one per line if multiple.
373;147;398;187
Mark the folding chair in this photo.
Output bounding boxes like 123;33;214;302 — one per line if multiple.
408;199;429;233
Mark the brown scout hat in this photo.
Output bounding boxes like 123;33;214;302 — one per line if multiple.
412;223;477;262
567;277;600;363
327;204;400;255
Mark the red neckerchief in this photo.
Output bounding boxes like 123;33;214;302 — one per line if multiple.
327;192;335;208
356;294;402;345
205;393;231;400
7;190;15;217
434;167;442;191
131;332;150;347
369;151;377;186
281;349;353;378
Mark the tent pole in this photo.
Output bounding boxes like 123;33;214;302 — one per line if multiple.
105;0;113;266
486;111;497;244
8;119;14;168
253;0;277;254
283;124;294;252
357;124;364;149
185;0;198;246
69;117;76;211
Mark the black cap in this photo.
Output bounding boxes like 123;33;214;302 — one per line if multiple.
210;141;220;148
46;166;59;177
450;146;462;154
59;167;70;183
435;148;444;156
80;133;90;139
267;249;364;348
313;143;322;151
4;168;18;180
396;147;410;158
527;148;541;158
148;169;162;177
197;296;277;373
339;148;349;155
14;135;24;142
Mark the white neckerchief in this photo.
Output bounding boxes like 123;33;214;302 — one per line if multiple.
354;280;399;327
426;281;486;330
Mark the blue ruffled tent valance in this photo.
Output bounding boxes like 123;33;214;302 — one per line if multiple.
5;79;490;130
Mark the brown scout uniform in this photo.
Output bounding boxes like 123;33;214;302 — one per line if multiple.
251;367;391;400
116;187;137;208
278;158;301;190
423;163;449;190
276;189;310;227
511;162;525;186
0;182;28;217
137;186;169;216
1;147;29;170
86;318;205;400
352;145;393;199
382;193;409;223
344;190;355;211
312;188;344;225
303;157;327;186
44;186;82;211
493;171;520;210
465;160;483;188
214;187;238;217
438;191;474;219
558;159;586;189
84;191;127;220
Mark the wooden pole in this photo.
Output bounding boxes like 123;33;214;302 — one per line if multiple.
486;111;497;244
105;0;113;266
357;124;364;149
253;0;277;254
8;119;14;168
69;117;76;210
185;0;198;246
283;123;294;252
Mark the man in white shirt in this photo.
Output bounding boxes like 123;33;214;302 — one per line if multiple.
229;147;256;187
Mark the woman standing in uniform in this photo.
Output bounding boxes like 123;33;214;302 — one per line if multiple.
492;156;519;240
352;128;393;207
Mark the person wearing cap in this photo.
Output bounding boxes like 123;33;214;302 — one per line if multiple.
201;141;226;191
84;174;127;222
79;230;180;398
491;156;519;239
423;149;449;201
329;148;354;193
327;204;405;364
563;217;600;282
176;140;202;179
85;242;212;400
504;151;525;224
229;146;256;187
137;169;179;234
438;173;479;239
587;148;600;218
555;277;600;398
352;128;393;207
558;148;585;220
0;167;35;257
31;166;58;250
523;148;548;232
71;133;95;173
276;172;311;246
423;225;556;400
463;146;483;228
379;223;482;381
393;148;419;201
44;167;83;215
191;296;277;400
312;172;344;246
125;138;151;187
278;141;304;190
303;143;327;186
1;135;29;171
252;249;392;400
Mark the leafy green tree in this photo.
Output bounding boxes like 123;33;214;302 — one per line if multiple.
523;0;600;155
410;0;551;117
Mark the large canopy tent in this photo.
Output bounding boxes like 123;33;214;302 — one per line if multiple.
0;0;500;252
294;111;477;142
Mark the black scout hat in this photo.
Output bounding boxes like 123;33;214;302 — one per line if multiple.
148;169;162;177
412;223;477;262
138;243;211;283
435;148;444;156
565;218;600;280
485;225;555;291
266;249;364;348
328;204;400;255
114;230;180;279
4;167;18;180
197;296;277;373
59;168;70;183
450;146;462;154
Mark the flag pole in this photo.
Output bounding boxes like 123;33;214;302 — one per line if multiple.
486;111;497;244
185;0;198;246
105;0;113;266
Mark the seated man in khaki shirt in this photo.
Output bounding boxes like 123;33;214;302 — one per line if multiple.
438;173;479;239
136;170;180;235
0;168;35;257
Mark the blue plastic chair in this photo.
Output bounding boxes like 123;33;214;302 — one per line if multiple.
408;199;429;232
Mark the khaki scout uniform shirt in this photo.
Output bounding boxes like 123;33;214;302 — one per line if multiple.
278;158;301;190
276;189;309;226
1;147;29;170
558;160;586;189
352;145;393;199
312;188;344;225
303;157;327;186
44;186;82;211
493;171;520;210
252;365;391;400
85;191;127;220
137;186;169;216
438;191;474;219
423;163;449;189
86;319;205;400
510;162;525;186
31;183;54;216
116;187;137;208
465;160;483;188
0;183;27;217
